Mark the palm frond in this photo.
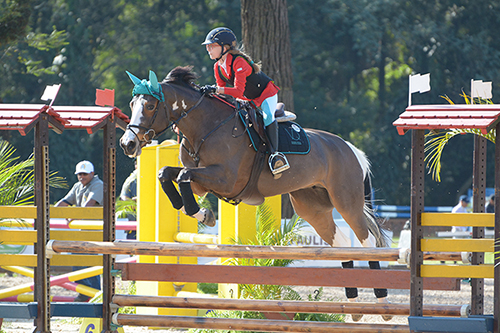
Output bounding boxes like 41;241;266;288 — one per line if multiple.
424;94;495;182
115;199;136;219
0;140;68;207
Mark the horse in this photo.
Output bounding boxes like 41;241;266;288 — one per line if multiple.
120;66;392;321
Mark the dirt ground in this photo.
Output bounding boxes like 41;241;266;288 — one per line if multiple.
0;274;494;332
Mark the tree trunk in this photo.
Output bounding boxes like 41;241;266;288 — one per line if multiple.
240;0;294;112
241;0;295;218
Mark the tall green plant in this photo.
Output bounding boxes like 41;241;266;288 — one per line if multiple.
230;204;303;301
189;204;343;332
425;93;495;182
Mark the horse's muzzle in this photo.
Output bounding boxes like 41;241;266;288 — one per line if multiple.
120;135;141;157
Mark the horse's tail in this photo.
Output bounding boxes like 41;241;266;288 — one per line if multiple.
346;141;390;248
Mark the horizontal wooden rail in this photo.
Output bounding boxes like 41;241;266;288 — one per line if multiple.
112;313;410;333
0;205;103;219
112;294;468;317
114;262;460;290
421;264;494;279
421;239;494;252
48;240;464;262
421;213;494;227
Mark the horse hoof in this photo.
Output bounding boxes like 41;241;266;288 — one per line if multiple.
351;314;363;322
381;314;393;321
377;297;392;321
201;208;216;227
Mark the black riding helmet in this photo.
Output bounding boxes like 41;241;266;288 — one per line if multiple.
202;27;237;48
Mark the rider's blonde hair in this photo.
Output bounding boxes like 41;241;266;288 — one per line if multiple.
226;46;261;73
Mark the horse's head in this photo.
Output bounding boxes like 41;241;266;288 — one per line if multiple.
120;67;204;157
120;70;168;157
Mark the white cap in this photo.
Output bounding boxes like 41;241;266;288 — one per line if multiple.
75;160;94;174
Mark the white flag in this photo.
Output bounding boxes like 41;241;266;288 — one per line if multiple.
41;84;61;104
471;80;492;99
409;73;431;93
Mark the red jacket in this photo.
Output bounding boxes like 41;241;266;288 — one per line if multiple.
214;54;279;107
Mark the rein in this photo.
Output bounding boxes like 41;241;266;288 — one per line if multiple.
181;110;237;166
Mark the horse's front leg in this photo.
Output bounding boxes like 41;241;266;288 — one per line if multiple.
158;166;221;227
158;166;184;208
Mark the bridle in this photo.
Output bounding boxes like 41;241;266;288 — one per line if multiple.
126;83;205;147
127;83;239;166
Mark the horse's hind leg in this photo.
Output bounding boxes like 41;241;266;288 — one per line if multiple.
288;187;350;247
289;188;366;321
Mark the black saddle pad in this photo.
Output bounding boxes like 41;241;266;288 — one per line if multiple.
238;110;310;154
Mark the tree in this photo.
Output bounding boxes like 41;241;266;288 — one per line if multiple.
0;0;32;46
241;0;294;111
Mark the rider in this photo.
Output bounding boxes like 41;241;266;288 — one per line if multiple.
200;27;290;177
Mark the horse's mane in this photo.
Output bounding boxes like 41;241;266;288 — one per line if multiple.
164;66;198;89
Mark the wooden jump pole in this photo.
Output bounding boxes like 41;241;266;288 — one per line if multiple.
48;240;466;262
112;294;469;317
112;313;410;333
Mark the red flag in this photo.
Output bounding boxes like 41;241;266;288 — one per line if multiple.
95;89;115;107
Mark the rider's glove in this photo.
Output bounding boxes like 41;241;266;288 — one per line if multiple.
200;85;217;96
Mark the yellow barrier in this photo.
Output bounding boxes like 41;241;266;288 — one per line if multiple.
136;141;197;317
0;229;103;245
421;212;494;227
421;264;494;279
0;206;103;219
0;254;103;267
421;238;494;252
174;232;218;244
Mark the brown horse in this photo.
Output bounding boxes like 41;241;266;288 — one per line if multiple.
120;67;391;319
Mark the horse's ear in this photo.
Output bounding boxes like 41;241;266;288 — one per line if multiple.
149;70;160;91
126;71;142;85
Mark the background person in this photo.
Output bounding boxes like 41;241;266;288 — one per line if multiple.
485;194;494;231
486;194;495;213
451;194;471;233
119;159;137;240
55;160;103;301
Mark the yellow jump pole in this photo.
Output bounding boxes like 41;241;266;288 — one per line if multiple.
0;266;102;299
1;265;99;298
136;141;197;318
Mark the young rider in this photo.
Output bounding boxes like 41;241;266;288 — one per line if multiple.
200;27;290;177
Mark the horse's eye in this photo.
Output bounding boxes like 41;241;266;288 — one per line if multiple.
146;103;155;111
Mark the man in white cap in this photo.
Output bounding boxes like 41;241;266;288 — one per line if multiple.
55;160;103;208
451;194;471;233
55;160;103;301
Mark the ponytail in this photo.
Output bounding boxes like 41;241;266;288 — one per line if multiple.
228;49;261;73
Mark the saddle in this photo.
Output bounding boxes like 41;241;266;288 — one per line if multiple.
238;102;309;155
212;100;308;206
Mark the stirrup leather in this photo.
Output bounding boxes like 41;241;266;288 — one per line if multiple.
268;152;290;175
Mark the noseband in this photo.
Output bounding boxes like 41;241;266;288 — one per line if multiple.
127;84;205;146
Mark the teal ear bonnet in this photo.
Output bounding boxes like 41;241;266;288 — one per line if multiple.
126;70;165;102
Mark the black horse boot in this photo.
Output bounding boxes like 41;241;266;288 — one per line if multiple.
265;120;290;179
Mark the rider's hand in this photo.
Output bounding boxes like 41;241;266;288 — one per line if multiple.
200;85;217;96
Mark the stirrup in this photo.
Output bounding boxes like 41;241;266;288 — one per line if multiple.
268;152;290;175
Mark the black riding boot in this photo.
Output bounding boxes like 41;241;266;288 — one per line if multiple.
265;120;289;178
